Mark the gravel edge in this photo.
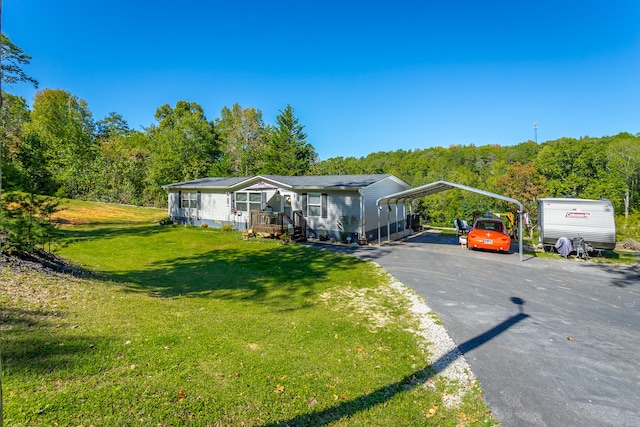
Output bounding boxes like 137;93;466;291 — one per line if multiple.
384;273;477;404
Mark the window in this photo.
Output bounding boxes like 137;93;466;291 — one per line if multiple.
235;192;262;212
308;192;321;217
181;192;198;209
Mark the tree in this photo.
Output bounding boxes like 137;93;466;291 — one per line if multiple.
0;92;30;190
1;31;40;264
0;191;60;254
24;89;97;197
146;101;220;205
606;134;640;217
215;103;266;176
262;104;316;176
535;137;606;198
496;162;547;216
93;130;151;205
0;33;39;89
96;111;130;141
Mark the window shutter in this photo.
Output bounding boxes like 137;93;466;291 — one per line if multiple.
301;193;307;215
262;192;267;208
321;193;328;218
197;191;201;210
178;191;182;208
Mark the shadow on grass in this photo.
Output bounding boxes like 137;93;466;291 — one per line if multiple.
264;298;530;427
0;306;54;329
100;244;365;308
59;223;174;244
1;306;110;374
1;334;110;375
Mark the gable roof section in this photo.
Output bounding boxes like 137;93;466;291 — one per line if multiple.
163;174;409;192
258;174;409;190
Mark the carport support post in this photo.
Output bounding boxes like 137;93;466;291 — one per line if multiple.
519;211;523;261
395;204;398;240
377;206;381;245
387;205;391;243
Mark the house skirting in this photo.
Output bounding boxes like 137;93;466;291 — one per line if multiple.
171;216;247;230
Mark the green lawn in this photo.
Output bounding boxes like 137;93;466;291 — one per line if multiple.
1;201;495;426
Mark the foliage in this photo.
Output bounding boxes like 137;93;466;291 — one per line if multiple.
262;104;316;175
144;101;220;205
0;192;60;254
0;34;39;88
606;134;640;216
157;216;173;226
22;89;97;197
215;103;267;176
92;130;151;205
495;162;547;217
95;111;130;141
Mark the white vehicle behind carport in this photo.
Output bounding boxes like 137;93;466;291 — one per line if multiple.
537;197;616;252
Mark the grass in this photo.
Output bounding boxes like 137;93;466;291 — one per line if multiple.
527;246;640;265
1;201;496;426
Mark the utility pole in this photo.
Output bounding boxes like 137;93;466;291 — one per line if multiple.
533;122;538;143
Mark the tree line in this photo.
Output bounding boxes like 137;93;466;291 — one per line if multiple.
313;134;640;225
2;33;639;253
2;88;315;207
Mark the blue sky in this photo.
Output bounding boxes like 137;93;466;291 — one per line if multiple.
4;1;639;160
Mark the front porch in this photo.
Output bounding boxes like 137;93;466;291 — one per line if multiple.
249;210;307;242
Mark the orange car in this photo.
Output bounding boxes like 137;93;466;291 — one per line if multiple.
467;218;511;253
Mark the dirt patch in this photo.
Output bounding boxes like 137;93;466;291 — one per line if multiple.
0;250;92;278
616;239;640;251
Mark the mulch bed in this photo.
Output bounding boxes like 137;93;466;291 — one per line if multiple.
0;249;92;277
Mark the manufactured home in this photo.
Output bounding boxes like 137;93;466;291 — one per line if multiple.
163;174;410;242
537;198;616;250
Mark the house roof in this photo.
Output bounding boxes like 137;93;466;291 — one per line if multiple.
163;174;410;191
162;177;248;190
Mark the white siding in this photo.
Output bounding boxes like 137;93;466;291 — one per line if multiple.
200;191;233;221
303;191;361;237
362;177;409;239
168;189;238;227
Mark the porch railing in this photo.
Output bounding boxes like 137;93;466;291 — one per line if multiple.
249;210;307;242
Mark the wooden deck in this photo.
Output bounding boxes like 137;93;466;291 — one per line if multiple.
249;210;307;241
250;211;285;235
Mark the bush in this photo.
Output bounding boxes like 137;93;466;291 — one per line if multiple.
201;223;209;228
158;216;173;226
221;224;234;232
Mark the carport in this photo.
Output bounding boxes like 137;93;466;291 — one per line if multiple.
376;180;524;261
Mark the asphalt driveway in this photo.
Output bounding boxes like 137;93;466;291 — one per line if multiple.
309;231;640;427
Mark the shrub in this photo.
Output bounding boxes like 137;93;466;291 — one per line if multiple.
201;223;209;228
221;224;234;232
158;216;173;226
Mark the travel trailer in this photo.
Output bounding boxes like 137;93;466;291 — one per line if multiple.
537;198;616;250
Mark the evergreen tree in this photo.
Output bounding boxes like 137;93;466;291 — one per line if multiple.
262;104;316;176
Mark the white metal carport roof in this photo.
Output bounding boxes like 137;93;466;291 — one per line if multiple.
376;180;525;261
